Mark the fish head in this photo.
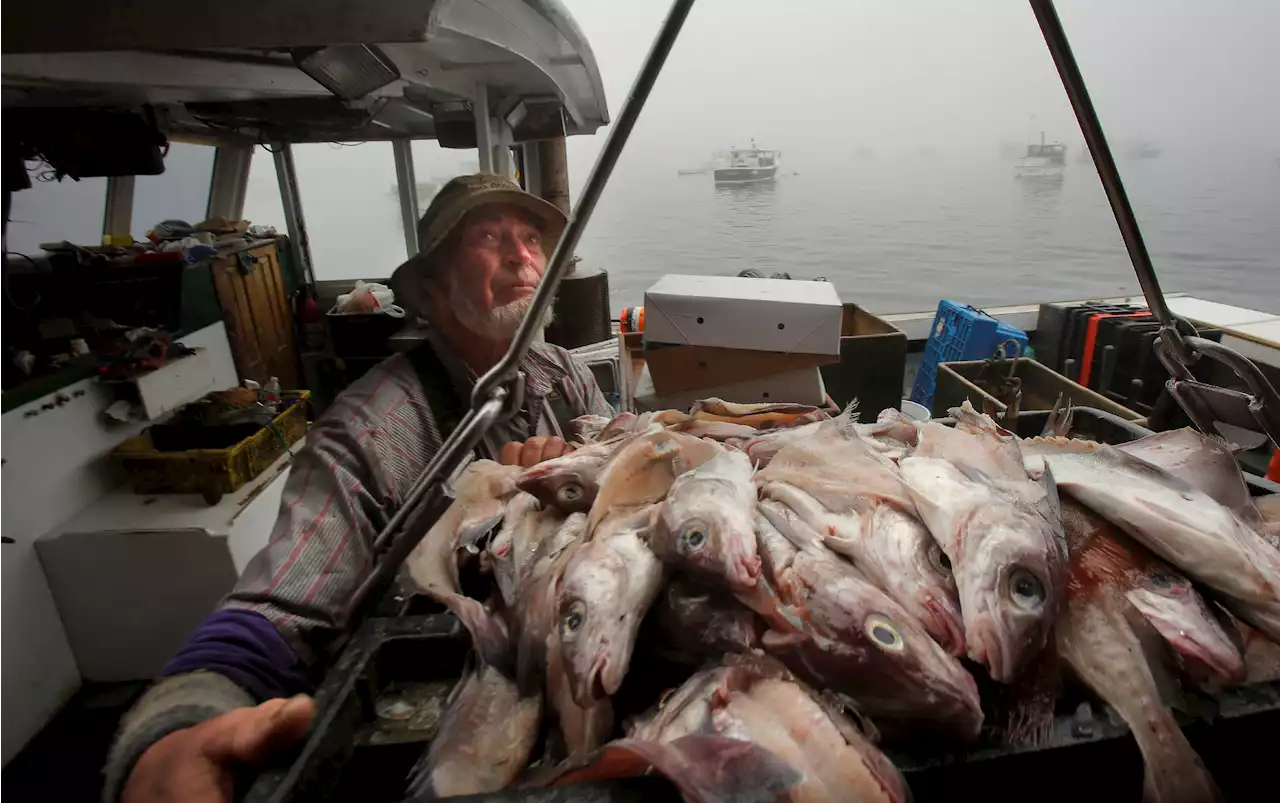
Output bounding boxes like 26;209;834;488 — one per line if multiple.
557;540;630;704
1126;573;1247;688
959;508;1065;683
652;487;761;592
890;515;965;656
517;461;599;513
856;605;984;738
556;524;663;706
780;551;983;737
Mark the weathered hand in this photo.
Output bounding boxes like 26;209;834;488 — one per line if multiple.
122;695;315;803
499;436;571;468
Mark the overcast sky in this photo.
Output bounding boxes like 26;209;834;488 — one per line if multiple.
558;0;1280;176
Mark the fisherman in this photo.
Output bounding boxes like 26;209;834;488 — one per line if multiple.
106;173;615;803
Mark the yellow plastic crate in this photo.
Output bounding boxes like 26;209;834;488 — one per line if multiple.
114;391;310;502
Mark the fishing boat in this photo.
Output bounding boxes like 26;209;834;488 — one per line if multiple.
1014;131;1067;178
713;142;781;184
4;1;1280;802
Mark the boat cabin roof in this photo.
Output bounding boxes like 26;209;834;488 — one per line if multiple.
2;0;609;144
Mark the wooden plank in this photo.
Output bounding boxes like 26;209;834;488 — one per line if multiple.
210;243;300;389
257;249;300;388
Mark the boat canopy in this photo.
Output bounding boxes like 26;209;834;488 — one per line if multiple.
1;0;610;144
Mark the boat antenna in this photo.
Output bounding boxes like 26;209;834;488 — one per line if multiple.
341;0;700;625
1030;0;1280;446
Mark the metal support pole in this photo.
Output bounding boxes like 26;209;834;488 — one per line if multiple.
392;139;420;257
521;143;543;196
1028;0;1179;344
271;143;316;286
102;175;135;240
470;0;695;407
535;137;572;217
473;89;494;172
206;144;253;221
493;143;513;178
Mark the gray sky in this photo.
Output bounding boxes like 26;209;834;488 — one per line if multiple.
561;0;1280;176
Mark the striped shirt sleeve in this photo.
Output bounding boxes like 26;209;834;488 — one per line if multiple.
221;353;444;663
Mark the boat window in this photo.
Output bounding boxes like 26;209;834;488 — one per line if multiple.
243;142;398;282
131;142;216;241
5;172;108;255
410;140;478;211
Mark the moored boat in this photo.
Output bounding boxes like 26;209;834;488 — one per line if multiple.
1015;132;1067;178
713;143;780;184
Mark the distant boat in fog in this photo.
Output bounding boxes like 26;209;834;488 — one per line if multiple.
714;142;780;184
1126;140;1163;159
1014;132;1066;179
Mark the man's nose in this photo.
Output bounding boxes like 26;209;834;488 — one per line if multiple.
502;235;543;278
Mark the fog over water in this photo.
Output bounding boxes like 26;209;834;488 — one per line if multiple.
239;0;1280;314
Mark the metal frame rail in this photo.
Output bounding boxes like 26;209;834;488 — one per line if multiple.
1029;0;1280;447
340;0;699;627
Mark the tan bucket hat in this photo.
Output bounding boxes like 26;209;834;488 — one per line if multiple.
390;172;568;317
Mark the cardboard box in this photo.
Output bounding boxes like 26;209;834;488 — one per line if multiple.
632;363;827;413
643;275;843;356
818;303;909;416
644;343;835;394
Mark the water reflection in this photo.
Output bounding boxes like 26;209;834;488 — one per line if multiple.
1014;173;1065;240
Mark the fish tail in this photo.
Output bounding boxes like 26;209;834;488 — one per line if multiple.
1132;713;1223;803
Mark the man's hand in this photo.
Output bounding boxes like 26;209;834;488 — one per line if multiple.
499;436;571;468
122;695;315;803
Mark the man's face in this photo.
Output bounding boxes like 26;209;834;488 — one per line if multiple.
437;204;549;339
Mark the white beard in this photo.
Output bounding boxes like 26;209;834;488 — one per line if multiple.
453;291;554;340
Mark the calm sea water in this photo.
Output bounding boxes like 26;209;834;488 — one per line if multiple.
574;150;1280;315
254;146;1279;317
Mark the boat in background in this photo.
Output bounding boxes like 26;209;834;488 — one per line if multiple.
1126;140;1164;159
1014;131;1066;178
713;142;780;184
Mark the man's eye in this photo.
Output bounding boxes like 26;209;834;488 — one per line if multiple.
525;233;541;245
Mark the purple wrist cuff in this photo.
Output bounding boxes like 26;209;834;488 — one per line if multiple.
163;609;311;700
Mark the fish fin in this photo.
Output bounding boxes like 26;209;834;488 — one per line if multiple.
998;647;1060;746
761;628;809;651
445;595;513;673
548;736;800;803
1037;461;1064;524
458;503;506;550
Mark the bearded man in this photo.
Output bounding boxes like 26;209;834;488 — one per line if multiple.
106;174;613;803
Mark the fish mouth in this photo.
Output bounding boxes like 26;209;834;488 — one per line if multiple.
968;616;1007;683
730;553;762;590
922;598;966;657
1167;633;1246;687
581;655;612;704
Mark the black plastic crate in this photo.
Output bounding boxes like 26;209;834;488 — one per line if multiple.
1059;304;1145;382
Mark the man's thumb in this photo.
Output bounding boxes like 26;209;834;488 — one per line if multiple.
206;695;316;766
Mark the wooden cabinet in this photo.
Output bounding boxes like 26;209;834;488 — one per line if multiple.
210;241;299;389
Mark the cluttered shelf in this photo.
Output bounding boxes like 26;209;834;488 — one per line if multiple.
3;229;296;414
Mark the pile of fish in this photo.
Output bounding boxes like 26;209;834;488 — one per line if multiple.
402;397;1280;802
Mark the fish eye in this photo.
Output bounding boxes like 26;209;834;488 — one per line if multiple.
929;544;953;577
678;520;710;553
559;482;583;503
1143;571;1187;596
1009;569;1046;610
865;614;905;652
561;600;586;639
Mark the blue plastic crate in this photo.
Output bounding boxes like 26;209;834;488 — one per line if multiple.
910;300;1029;408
